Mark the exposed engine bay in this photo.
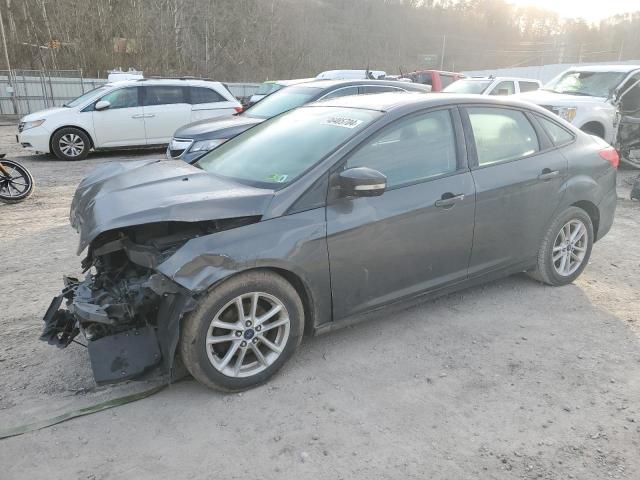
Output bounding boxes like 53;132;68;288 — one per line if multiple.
40;218;258;384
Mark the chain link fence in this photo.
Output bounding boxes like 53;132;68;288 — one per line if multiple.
0;70;260;117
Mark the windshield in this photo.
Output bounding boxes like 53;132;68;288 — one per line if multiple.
255;82;281;95
196;106;381;187
65;86;110;107
443;79;491;94
544;70;627;97
243;86;322;118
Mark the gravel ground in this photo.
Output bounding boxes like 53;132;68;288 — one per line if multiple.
1;124;639;479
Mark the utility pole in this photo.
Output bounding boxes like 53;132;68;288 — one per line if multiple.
440;35;446;70
618;39;624;61
0;6;17;114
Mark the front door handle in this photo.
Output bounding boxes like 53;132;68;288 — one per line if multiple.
435;193;465;208
131;114;144;119
538;168;560;181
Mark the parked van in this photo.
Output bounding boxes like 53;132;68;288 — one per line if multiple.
17;78;242;161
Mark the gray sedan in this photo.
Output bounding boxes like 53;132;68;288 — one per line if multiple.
42;93;617;392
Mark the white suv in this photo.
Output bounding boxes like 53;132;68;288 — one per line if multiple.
515;64;640;144
17;79;242;160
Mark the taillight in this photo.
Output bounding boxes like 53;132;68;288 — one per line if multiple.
598;147;619;169
234;106;243;114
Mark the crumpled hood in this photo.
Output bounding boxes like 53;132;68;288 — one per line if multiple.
70;159;274;254
514;90;609;106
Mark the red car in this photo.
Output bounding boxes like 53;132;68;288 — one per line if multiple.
404;70;465;91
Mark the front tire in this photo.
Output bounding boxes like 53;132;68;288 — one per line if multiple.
51;127;90;161
529;207;594;286
179;270;304;392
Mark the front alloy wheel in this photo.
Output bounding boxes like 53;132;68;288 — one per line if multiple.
205;292;291;378
58;133;85;158
51;127;90;161
179;270;304;392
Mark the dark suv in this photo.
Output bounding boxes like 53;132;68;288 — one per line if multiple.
167;79;430;163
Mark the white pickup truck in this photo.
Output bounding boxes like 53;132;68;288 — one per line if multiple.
516;64;640;167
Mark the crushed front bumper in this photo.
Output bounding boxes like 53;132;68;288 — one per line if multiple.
40;275;195;385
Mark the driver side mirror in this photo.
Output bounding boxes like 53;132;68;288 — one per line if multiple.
94;100;111;111
339;167;387;197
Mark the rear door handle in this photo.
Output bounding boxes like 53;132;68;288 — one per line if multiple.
538;169;560;181
435;193;465;208
144;114;156;118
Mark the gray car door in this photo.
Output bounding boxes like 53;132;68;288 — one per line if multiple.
326;108;476;320
462;106;567;277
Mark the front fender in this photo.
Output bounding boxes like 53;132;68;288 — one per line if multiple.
156;207;332;329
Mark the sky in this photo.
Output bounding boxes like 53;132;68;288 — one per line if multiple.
506;0;640;22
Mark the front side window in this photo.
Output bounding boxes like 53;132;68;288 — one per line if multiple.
489;81;515;96
99;87;139;109
143;85;187;106
536;115;575;145
467;107;539;166
243;86;322;118
196;106;381;187
346;109;457;188
190;87;225;104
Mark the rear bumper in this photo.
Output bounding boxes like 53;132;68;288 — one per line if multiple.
17;126;51;153
596;188;617;241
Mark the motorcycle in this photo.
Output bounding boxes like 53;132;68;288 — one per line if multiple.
0;154;34;203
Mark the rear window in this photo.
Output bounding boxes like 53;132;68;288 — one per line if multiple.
244;86;322;118
443;79;491;94
256;83;281;95
190;87;226;104
143;85;187;106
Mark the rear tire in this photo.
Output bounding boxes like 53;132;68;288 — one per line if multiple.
528;207;593;286
179;270;304;392
0;159;34;203
51;127;90;161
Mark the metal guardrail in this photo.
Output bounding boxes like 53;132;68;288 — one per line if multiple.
0;70;260;117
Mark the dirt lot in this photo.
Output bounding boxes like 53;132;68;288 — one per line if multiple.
1;123;639;479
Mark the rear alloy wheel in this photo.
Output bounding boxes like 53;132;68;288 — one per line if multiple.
51;127;90;161
179;271;304;391
528;207;594;286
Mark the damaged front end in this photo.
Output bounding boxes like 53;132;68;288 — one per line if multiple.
40;219;254;384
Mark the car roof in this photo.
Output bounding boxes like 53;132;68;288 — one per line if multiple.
295;79;429;90
106;78;225;88
309;91;551;113
568;64;640;73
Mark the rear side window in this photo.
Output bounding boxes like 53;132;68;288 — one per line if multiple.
489;81;515;96
519;81;540;93
190;87;226;104
143;85;187;106
467;107;539;166
535;115;575;145
346;109;457;187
